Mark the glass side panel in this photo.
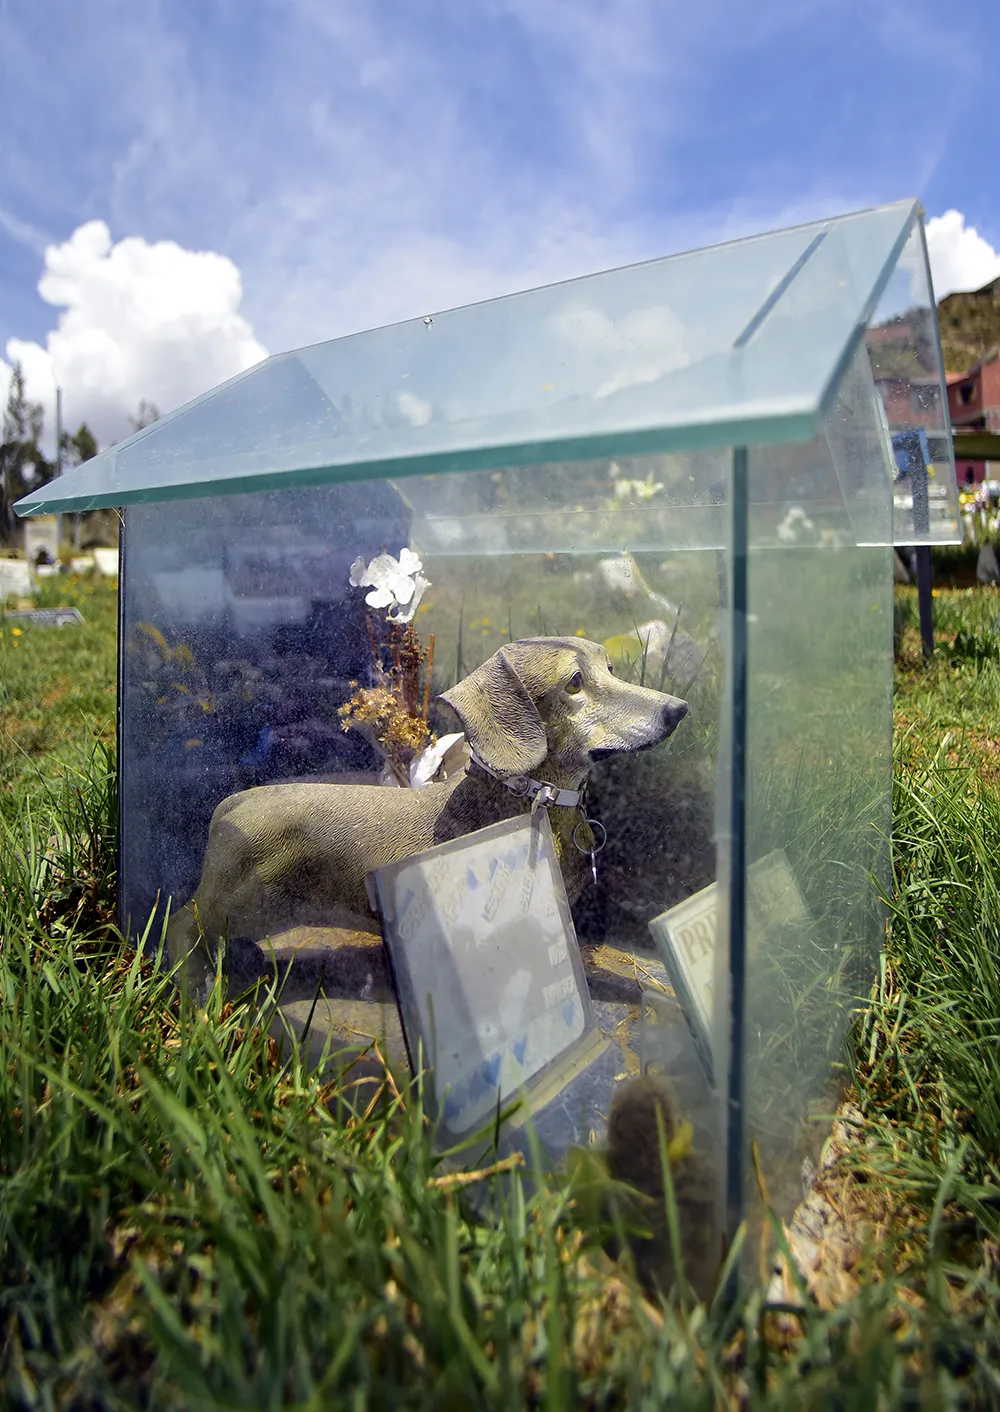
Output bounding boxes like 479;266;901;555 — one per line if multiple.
738;390;893;1233
119;401;897;1273
120;479;415;936
19;201;922;517
120;457;730;1283
866;218;961;544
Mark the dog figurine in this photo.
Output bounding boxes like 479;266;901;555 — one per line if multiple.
165;637;687;993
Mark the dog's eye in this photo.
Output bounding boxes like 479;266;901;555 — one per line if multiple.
566;671;584;695
607;662;614;675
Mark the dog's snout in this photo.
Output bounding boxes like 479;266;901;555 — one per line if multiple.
662;698;688;734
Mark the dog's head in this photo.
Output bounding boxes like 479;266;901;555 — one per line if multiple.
439;637;687;786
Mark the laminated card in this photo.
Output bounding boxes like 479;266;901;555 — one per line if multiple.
373;812;594;1144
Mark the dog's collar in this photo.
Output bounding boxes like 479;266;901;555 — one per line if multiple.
467;751;585;808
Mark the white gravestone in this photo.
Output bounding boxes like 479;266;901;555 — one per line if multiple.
23;515;60;567
0;559;33;601
92;548;119;577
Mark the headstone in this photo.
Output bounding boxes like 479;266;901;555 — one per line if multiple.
603;618;707;690
92;548;119;577
0;559;33;601
152;569;228;624
70;556;96;575
977;544;1000;585
23;515;60;567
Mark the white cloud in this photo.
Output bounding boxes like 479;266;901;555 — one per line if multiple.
1;221;267;454
925;210;1000;299
396;391;433;427
551;303;689;398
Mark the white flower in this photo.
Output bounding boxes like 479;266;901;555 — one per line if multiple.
613;476;664;501
777;505;816;544
391;571;430;623
348;548;431;623
409;731;466;788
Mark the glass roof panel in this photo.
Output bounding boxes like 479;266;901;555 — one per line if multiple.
17;200;924;520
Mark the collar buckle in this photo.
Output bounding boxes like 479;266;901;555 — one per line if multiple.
468;751;584;809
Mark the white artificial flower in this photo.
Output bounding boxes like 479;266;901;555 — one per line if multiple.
389;571;430;623
397;547;422;576
777;505;816;544
409;731;466;788
613;476;663;501
348;549;430;621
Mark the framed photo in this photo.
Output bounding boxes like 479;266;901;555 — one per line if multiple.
372;811;594;1144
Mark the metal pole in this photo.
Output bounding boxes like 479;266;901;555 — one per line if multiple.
724;446;749;1298
892;430;934;662
55;386;63;552
910;444;934;662
915;546;934;661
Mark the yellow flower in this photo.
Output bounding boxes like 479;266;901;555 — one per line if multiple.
11;627;22;637
667;1118;694;1165
575;627;585;636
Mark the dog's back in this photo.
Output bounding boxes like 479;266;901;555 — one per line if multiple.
189;777;461;940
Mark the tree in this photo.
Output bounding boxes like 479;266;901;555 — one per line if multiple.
0;362;52;543
129;400;160;432
61;422;99;467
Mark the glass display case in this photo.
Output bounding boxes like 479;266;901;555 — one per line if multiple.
17;198;959;1290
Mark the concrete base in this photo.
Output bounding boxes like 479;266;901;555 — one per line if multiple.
222;924;673;1122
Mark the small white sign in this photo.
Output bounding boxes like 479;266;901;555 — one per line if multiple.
374;811;593;1142
648;849;809;1083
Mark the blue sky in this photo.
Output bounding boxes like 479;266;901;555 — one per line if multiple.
1;0;998;443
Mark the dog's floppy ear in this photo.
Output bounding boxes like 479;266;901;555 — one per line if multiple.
438;645;547;778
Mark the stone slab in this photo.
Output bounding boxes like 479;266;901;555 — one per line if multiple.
3;607;85;628
270;995;409;1118
229;923;672;1011
245;928;671;1126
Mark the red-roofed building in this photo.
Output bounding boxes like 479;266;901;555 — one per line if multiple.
948;351;1000;484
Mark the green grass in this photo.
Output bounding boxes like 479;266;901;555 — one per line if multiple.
0;574;117;796
5;581;1000;1405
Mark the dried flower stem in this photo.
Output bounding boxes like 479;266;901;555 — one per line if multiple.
422;635;435;723
347;602;436;785
428;1152;525;1189
391;636;402;699
366;614;380;675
